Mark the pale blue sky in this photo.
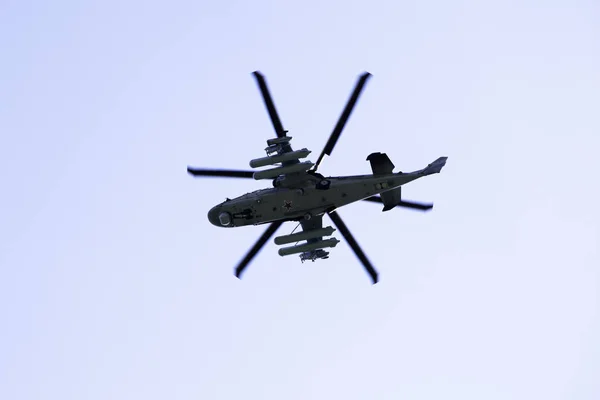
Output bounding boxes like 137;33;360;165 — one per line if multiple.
1;1;599;399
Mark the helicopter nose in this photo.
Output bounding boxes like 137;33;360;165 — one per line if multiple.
207;206;221;226
207;205;233;227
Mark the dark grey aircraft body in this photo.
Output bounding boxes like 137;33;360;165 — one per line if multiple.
188;71;447;284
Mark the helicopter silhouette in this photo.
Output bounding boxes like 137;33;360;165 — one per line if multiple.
188;71;447;284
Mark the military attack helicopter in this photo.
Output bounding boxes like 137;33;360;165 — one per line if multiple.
187;71;447;284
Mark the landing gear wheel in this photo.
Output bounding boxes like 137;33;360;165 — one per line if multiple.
304;213;312;220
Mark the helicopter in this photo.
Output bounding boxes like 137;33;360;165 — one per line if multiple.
187;71;447;284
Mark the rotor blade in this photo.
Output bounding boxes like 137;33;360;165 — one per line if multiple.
328;210;378;284
252;71;286;138
397;200;434;211
187;167;254;178
362;196;433;211
313;72;372;171
362;196;383;204
235;220;284;279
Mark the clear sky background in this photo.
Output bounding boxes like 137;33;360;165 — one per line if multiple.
1;1;599;399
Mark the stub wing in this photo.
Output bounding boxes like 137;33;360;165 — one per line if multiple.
249;136;317;181
299;215;325;240
298;215;336;261
273;215;338;262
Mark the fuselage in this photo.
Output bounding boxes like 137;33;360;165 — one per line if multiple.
207;171;424;227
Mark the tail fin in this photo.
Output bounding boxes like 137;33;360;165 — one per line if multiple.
422;157;448;176
380;187;402;211
376;186;434;212
366;152;396;175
